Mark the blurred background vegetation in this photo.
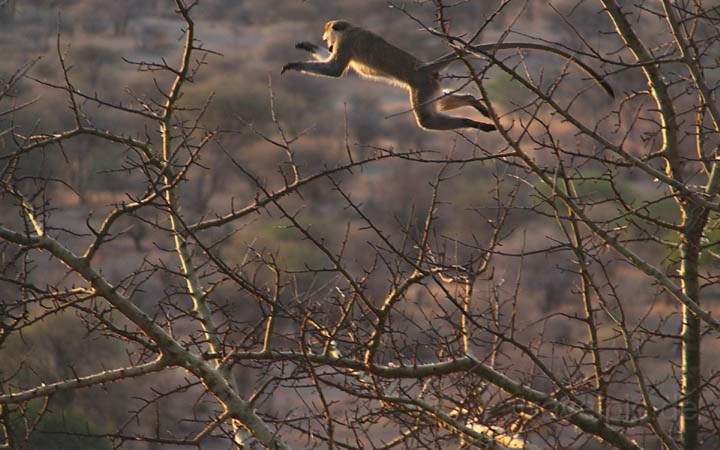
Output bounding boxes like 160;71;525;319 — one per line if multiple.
2;0;710;448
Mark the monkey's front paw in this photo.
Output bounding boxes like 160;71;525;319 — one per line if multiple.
281;62;301;75
295;41;319;53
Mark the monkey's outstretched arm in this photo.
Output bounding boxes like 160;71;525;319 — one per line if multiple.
421;42;614;98
282;40;351;77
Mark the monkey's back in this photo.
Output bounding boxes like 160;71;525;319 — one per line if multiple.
346;28;422;87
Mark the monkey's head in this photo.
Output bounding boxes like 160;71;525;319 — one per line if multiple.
323;20;352;52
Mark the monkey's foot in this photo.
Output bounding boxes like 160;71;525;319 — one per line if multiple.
465;119;496;132
477;122;497;132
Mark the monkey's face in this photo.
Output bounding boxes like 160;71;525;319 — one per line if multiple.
323;20;351;53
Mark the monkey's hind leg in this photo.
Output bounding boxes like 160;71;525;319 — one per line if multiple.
438;91;490;117
411;84;496;132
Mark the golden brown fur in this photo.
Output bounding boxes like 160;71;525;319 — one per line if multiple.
344;28;421;85
282;20;613;132
282;20;494;132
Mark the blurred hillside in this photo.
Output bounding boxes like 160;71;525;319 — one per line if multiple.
2;1;708;448
0;0;628;267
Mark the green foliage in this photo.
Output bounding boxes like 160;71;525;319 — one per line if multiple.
4;311;125;382
8;399;111;450
530;169;668;228
228;215;331;272
485;69;528;106
663;214;720;267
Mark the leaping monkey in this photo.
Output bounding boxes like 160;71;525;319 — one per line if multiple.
282;20;613;132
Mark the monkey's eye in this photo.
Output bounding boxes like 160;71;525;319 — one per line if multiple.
328;45;334;53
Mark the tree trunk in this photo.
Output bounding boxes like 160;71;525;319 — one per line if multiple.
680;206;707;449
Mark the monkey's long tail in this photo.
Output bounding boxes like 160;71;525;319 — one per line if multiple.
469;42;615;98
